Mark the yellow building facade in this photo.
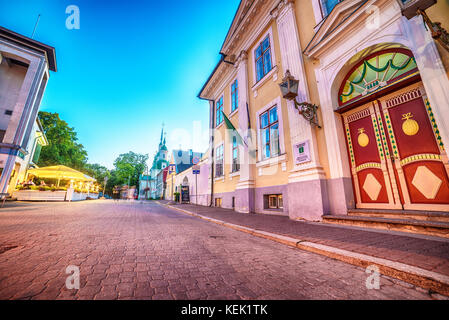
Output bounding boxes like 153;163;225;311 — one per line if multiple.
197;0;449;221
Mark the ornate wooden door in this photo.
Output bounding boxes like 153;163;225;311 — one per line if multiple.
377;83;449;211
343;103;402;209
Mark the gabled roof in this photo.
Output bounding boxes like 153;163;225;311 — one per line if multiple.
303;0;370;58
220;0;255;55
198;0;273;100
0;26;57;72
171;149;203;174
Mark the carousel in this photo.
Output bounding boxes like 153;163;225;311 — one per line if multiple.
14;165;99;201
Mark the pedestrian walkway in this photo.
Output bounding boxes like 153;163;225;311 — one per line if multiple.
160;201;449;286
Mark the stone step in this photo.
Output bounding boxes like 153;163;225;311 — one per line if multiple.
322;215;449;238
347;208;449;223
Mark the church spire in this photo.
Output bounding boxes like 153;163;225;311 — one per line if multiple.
160;123;164;145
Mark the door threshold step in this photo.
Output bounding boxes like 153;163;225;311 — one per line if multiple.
348;209;449;222
323;215;449;238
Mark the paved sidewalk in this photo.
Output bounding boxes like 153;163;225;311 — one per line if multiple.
161;201;449;278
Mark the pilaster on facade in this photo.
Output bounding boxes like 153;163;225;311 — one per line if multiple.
235;50;255;184
272;0;324;180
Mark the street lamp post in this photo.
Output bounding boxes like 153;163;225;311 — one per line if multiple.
278;70;321;128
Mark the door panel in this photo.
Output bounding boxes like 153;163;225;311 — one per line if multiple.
343;103;401;209
378;83;449;211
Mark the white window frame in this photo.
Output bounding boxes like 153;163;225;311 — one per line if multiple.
215;95;224;128
311;0;325;24
215;143;224;177
229;77;239;116
255;96;285;162
251;27;276;86
229;134;241;173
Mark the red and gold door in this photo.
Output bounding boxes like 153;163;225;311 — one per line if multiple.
343;82;449;211
377;83;449;211
343;102;402;209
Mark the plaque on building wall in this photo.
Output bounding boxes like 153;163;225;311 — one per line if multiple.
294;140;311;164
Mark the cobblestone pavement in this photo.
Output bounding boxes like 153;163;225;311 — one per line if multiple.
167;202;449;277
0;200;439;300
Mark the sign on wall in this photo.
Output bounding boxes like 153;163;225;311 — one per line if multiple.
181;185;190;203
294;140;311;164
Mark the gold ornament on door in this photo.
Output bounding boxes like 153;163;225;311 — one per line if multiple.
402;112;419;136
357;128;369;147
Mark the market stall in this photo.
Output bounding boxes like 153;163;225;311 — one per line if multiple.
14;165;98;201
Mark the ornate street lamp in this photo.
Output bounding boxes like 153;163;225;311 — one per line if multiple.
279;70;321;128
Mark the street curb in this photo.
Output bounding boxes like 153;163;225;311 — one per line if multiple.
159;202;449;296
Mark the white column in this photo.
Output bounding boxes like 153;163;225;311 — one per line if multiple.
403;14;449;152
273;0;325;182
236;50;254;186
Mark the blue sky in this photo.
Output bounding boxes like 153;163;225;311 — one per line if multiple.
0;0;240;169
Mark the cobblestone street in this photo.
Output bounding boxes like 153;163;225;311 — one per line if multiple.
0;200;436;300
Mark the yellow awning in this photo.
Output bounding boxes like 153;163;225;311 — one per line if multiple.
27;165;95;182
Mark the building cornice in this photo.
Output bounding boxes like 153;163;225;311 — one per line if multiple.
199;0;281;100
303;0;394;58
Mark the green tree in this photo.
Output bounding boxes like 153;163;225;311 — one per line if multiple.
84;163;111;186
112;151;148;189
38;111;88;171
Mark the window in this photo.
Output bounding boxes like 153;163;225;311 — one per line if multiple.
260;106;280;159
215;198;222;207
320;0;341;17
216;96;224;127
231;79;238;112
215;145;224;177
255;36;272;82
266;194;283;209
32;144;42;164
232;136;240;173
4;110;12;116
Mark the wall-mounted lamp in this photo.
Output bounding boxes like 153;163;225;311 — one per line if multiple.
396;0;448;51
279;70;321;128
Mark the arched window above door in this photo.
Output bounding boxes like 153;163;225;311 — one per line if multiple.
338;49;418;107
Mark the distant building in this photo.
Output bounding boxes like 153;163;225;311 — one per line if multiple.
0;26;57;195
138;174;151;200
138;126;169;199
165;149;206;203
